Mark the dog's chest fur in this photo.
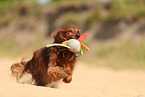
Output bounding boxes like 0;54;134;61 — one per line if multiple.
56;48;76;67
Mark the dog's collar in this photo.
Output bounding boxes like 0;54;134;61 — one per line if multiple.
46;43;83;56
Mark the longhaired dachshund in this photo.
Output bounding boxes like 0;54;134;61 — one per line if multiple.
10;26;81;86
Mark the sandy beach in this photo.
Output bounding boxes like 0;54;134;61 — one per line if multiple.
0;58;145;97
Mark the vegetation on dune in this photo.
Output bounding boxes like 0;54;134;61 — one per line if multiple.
96;41;145;69
111;0;145;20
0;0;145;28
0;0;145;22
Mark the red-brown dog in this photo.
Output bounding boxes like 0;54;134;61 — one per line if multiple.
10;26;81;86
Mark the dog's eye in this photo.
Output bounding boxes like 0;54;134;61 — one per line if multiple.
68;30;72;33
77;31;79;33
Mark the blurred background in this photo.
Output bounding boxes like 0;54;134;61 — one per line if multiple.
0;0;145;69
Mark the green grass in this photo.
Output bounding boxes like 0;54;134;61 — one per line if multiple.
83;41;145;70
62;12;81;27
110;0;145;20
85;9;103;28
0;35;48;58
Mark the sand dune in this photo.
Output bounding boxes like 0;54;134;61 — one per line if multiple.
0;58;145;97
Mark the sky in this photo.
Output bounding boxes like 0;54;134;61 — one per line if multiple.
37;0;51;4
37;0;111;4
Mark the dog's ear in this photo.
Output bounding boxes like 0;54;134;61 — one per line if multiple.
52;29;65;43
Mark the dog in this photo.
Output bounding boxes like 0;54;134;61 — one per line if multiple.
10;26;81;86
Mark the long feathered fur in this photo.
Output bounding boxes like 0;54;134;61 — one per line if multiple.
10;60;27;81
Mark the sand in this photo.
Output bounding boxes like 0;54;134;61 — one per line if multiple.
0;58;145;97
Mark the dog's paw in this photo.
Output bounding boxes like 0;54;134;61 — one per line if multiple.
63;75;72;83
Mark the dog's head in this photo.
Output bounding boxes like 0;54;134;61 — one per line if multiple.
52;26;81;43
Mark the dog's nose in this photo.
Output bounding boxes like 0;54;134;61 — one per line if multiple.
76;34;80;38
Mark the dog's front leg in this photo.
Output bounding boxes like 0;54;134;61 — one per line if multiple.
63;66;73;83
47;66;68;83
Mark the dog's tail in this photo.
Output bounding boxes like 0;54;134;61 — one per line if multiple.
10;59;27;81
